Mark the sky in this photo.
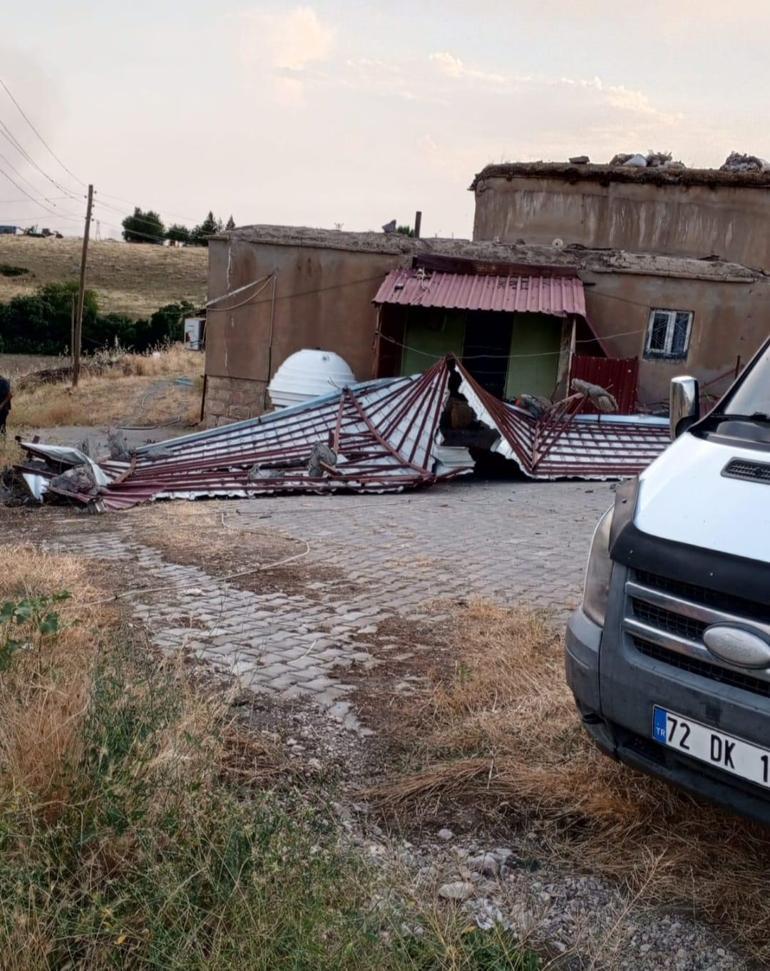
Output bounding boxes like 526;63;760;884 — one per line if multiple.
2;0;769;239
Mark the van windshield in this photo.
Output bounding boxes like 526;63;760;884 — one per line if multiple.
715;344;770;419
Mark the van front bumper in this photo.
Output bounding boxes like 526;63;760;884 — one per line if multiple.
565;607;770;826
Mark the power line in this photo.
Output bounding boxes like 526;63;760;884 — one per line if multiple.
0;161;73;218
96;190;199;226
93;208;172;245
0;194;74;204
0;76;86;188
0;149;79;210
0;117;81;201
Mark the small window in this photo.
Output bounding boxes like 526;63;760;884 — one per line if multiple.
644;309;693;360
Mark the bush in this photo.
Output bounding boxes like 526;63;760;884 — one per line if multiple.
0;286;194;355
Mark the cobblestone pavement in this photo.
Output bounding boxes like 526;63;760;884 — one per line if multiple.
47;480;613;729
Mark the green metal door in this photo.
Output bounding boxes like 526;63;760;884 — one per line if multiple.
504;314;562;400
400;309;466;375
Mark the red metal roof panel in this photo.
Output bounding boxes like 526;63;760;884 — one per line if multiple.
373;269;586;317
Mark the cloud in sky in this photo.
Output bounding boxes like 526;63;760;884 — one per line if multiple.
1;2;768;238
241;5;335;104
429;51;508;85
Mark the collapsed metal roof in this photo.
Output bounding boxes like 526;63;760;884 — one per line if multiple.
373;269;587;317
12;356;670;511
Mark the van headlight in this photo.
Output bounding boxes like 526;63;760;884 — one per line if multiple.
582;507;614;627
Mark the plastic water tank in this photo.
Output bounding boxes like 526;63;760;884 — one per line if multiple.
268;349;357;408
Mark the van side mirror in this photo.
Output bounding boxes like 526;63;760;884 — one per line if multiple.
670;376;700;439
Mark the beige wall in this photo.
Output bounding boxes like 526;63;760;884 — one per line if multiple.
474;175;770;271
583;272;770;404
205;236;770;421
205;239;404;420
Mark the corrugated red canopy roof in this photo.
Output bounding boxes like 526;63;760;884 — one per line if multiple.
373;268;586;317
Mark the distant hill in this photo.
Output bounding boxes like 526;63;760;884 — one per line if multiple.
0;236;207;318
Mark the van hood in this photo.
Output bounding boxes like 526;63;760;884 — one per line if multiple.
635;433;770;562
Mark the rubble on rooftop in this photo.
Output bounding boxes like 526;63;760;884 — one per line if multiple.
721;151;770;173
7;357;669;512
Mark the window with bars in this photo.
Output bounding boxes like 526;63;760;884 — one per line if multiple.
644;308;693;360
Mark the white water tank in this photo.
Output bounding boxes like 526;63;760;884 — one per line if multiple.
268;349;357;408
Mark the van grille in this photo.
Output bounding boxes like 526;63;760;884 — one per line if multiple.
633;639;770;699
630;599;708;642
624;571;770;695
633;569;770;625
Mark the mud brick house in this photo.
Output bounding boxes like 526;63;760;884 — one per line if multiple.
202;163;770;424
471;161;770;403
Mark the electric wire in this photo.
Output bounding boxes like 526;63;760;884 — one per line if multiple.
94;218;178;245
0;118;80;200
0;161;82;220
0;151;83;218
206;274;274;311
0;151;46;198
0;77;86;188
375;324;646;361
96;190;199;226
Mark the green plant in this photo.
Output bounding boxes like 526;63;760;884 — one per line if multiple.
190;210;223;246
167;223;192;244
122;207;166;244
0;590;70;668
0;264;28;277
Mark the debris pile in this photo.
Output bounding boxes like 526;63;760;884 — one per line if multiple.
609;151;684;170
6;357;669;511
720;152;770;173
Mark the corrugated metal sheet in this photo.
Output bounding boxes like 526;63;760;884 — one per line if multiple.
14;355;670;510
570;356;640;414
373;269;586;317
455;366;669;480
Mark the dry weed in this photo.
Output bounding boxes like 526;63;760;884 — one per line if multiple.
8;345;203;430
374;599;770;964
0;547;111;815
116;343;202;378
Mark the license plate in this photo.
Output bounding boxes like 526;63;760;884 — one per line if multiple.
652;706;770;790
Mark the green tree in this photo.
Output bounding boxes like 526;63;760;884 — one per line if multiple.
191;211;223;247
122;207;165;244
166;223;192;244
225;215;236;231
133;301;194;350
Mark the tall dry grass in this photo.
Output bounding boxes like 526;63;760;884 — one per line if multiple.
7;344;203;430
374;600;770;965
0;550;541;970
0;548;108;820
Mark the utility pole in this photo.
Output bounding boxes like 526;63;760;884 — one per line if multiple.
73;183;93;387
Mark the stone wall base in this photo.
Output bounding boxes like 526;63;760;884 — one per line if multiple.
203;375;268;426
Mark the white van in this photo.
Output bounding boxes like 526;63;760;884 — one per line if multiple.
566;339;770;821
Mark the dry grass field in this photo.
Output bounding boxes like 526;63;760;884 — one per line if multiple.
0;353;64;379
4;345;205;430
0;236;207;317
373;600;770;965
